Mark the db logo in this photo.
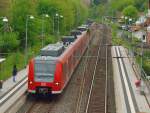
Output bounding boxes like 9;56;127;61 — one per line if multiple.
41;83;46;86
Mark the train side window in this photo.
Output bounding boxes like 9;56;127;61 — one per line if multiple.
63;63;65;75
73;51;76;65
64;62;68;77
78;46;81;59
74;48;78;61
71;55;74;68
69;57;72;72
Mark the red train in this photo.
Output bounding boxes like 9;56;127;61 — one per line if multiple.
28;26;92;94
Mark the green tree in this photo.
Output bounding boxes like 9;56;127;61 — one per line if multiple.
11;0;39;47
133;0;147;12
111;0;134;11
122;5;138;19
36;0;88;35
0;32;19;52
10;0;88;48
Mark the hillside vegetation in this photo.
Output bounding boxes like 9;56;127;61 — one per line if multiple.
90;0;147;20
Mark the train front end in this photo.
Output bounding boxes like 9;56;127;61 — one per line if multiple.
28;56;62;94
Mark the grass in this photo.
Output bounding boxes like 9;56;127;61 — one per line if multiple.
0;46;38;80
0;52;25;80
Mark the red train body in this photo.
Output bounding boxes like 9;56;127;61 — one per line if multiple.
28;30;91;94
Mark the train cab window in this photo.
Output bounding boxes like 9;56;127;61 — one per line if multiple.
34;60;56;82
75;50;79;61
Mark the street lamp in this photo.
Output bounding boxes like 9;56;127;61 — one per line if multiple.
125;16;128;20
41;14;49;47
0;17;8;22
59;15;63;34
60;15;63;18
140;36;144;78
2;17;8;22
0;17;8;32
25;15;34;67
128;18;134;65
124;16;128;25
53;14;63;35
129;18;132;23
55;13;59;35
53;14;58;34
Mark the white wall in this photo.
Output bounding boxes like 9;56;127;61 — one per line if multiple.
132;30;147;43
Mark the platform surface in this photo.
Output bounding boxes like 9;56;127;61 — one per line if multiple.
112;46;150;113
0;67;27;98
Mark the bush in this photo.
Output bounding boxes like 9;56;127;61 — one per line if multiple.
36;0;88;34
11;0;38;47
1;52;25;80
122;5;138;19
0;32;19;52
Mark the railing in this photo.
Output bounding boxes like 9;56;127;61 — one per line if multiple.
127;49;149;80
142;68;150;80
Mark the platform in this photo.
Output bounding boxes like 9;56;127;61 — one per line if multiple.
0;67;27;113
112;46;150;113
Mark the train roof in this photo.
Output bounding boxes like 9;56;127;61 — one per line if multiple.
62;36;76;45
77;26;87;31
70;30;82;36
59;31;87;63
35;55;58;61
40;42;64;57
62;35;75;38
33;28;87;62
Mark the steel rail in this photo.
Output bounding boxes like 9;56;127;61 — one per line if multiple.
75;44;90;113
105;44;108;113
85;34;104;113
75;29;106;113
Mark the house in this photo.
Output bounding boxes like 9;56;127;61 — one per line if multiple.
132;14;150;45
132;30;147;43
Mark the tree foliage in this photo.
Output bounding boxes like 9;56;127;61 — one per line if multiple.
122;5;138;19
0;32;19;52
9;0;88;49
11;0;38;47
36;0;88;33
133;0;147;12
93;0;147;17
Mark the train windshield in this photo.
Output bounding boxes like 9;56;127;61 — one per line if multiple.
34;60;56;82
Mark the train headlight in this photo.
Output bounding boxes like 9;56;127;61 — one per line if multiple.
29;81;33;84
55;82;60;86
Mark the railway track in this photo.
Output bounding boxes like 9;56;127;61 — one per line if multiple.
17;24;116;113
74;24;103;113
85;25;111;113
73;25;115;113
